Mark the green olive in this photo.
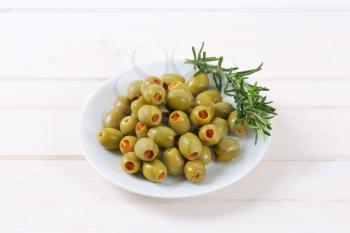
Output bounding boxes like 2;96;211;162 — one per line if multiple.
141;76;162;95
142;159;167;183
137;105;162;127
143;84;166;105
167;80;189;92
103;107;125;129
119;115;137;135
190;105;213;126
200;89;223;103
127;80;143;100
212;117;229;138
120;152;141;174
194;92;216;116
119;135;137;154
131;96;147;118
162;147;185;176
215;138;240;162
195;92;214;107
184;160;206;183
161;73;185;91
113;95;131;114
214;102;234;119
147;126;176;149
166;89;194;111
135;121;149;138
186;73;209;95
195;89;222;106
178;132;202;160
199;146;213;165
168;110;191;135
227;111;248;136
134;137;159;161
198;124;221;146
97;128;123;150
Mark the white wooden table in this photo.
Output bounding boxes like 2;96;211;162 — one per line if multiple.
1;1;350;232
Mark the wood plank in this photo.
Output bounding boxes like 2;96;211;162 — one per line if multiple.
0;160;349;233
0;13;349;79
0;107;348;160
0;79;349;108
1;0;350;10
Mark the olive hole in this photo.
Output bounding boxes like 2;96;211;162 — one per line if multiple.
151;114;159;122
158;172;165;180
198;110;208;119
188;152;198;160
144;150;154;159
125;162;135;171
154;93;162;101
205;129;214;138
170;113;180;121
136;123;145;131
122;140;130;149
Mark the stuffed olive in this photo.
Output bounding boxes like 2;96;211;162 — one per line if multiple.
131;97;147;118
127;80;143;100
167;80;189;92
186;73;209;95
162;147;184;176
143;84;166;105
142;159;167;183
166;89;194;111
120;152;141;174
147;126;176;149
135;121;149;138
97;128;123;150
198;124;221;146
184;160;206;183
227;111;248;136
134;137;159;161
137;105;162;127
215;138;240;162
199;146;213;165
103;107;125;129
161;73;185;91
190;105;213;126
120;115;137;135
178;132;202;160
214;102;234;119
119;135;137;154
212;117;229;138
168;110;191;135
113;95;131;114
141;76;162;94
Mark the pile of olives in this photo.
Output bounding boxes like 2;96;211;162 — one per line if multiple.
97;73;248;183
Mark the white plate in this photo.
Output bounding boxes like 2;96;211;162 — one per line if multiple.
79;60;271;198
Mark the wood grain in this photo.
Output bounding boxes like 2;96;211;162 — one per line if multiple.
0;13;349;79
0;160;349;233
0;6;349;232
1;0;350;10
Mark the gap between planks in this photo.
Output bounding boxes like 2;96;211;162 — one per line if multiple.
2;6;350;13
0;155;350;161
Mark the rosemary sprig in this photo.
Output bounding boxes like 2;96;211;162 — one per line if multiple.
185;43;277;144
